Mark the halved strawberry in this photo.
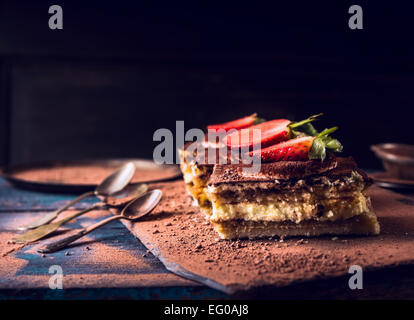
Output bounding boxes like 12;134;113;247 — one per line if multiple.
207;113;262;132
249;127;343;162
224;114;322;149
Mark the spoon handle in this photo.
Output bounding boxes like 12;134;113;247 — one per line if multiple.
19;190;96;230
38;215;122;253
12;203;102;244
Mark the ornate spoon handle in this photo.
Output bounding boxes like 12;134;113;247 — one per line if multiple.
12;203;102;244
18;191;96;230
38;215;122;253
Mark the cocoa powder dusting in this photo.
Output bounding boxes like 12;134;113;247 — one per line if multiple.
122;180;414;293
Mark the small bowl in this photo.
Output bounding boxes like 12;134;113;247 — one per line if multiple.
371;143;414;180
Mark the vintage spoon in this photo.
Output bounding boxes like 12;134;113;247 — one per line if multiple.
38;189;162;253
18;162;136;231
11;183;148;244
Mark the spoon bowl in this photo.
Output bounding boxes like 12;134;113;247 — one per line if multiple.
95;162;136;196
19;162;136;230
121;189;163;219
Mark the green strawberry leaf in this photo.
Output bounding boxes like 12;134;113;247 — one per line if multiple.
289;114;322;139
297;122;319;136
253;117;266;125
308;126;343;161
324;138;343;152
309;137;326;161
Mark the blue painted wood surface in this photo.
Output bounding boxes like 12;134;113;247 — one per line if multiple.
0;178;97;212
0;178;226;299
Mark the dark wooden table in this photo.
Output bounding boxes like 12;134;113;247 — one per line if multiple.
2;176;414;300
0;177;226;299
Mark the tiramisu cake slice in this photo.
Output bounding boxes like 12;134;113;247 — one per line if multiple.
179;113;380;239
179;114;258;214
207;156;380;239
178;141;216;214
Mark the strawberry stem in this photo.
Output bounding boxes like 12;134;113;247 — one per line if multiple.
254;116;266;125
289;113;323;129
309;126;341;161
317;126;338;138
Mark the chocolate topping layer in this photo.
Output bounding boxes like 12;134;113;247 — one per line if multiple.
209;155;370;185
181;140;240;167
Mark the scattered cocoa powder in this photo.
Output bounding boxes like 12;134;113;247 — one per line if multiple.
121;180;414;293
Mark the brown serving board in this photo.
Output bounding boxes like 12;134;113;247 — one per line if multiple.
122;180;414;295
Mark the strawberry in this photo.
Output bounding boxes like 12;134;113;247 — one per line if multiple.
223;114;322;149
249;127;343;162
207;113;262;132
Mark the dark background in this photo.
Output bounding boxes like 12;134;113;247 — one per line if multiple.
0;1;413;169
